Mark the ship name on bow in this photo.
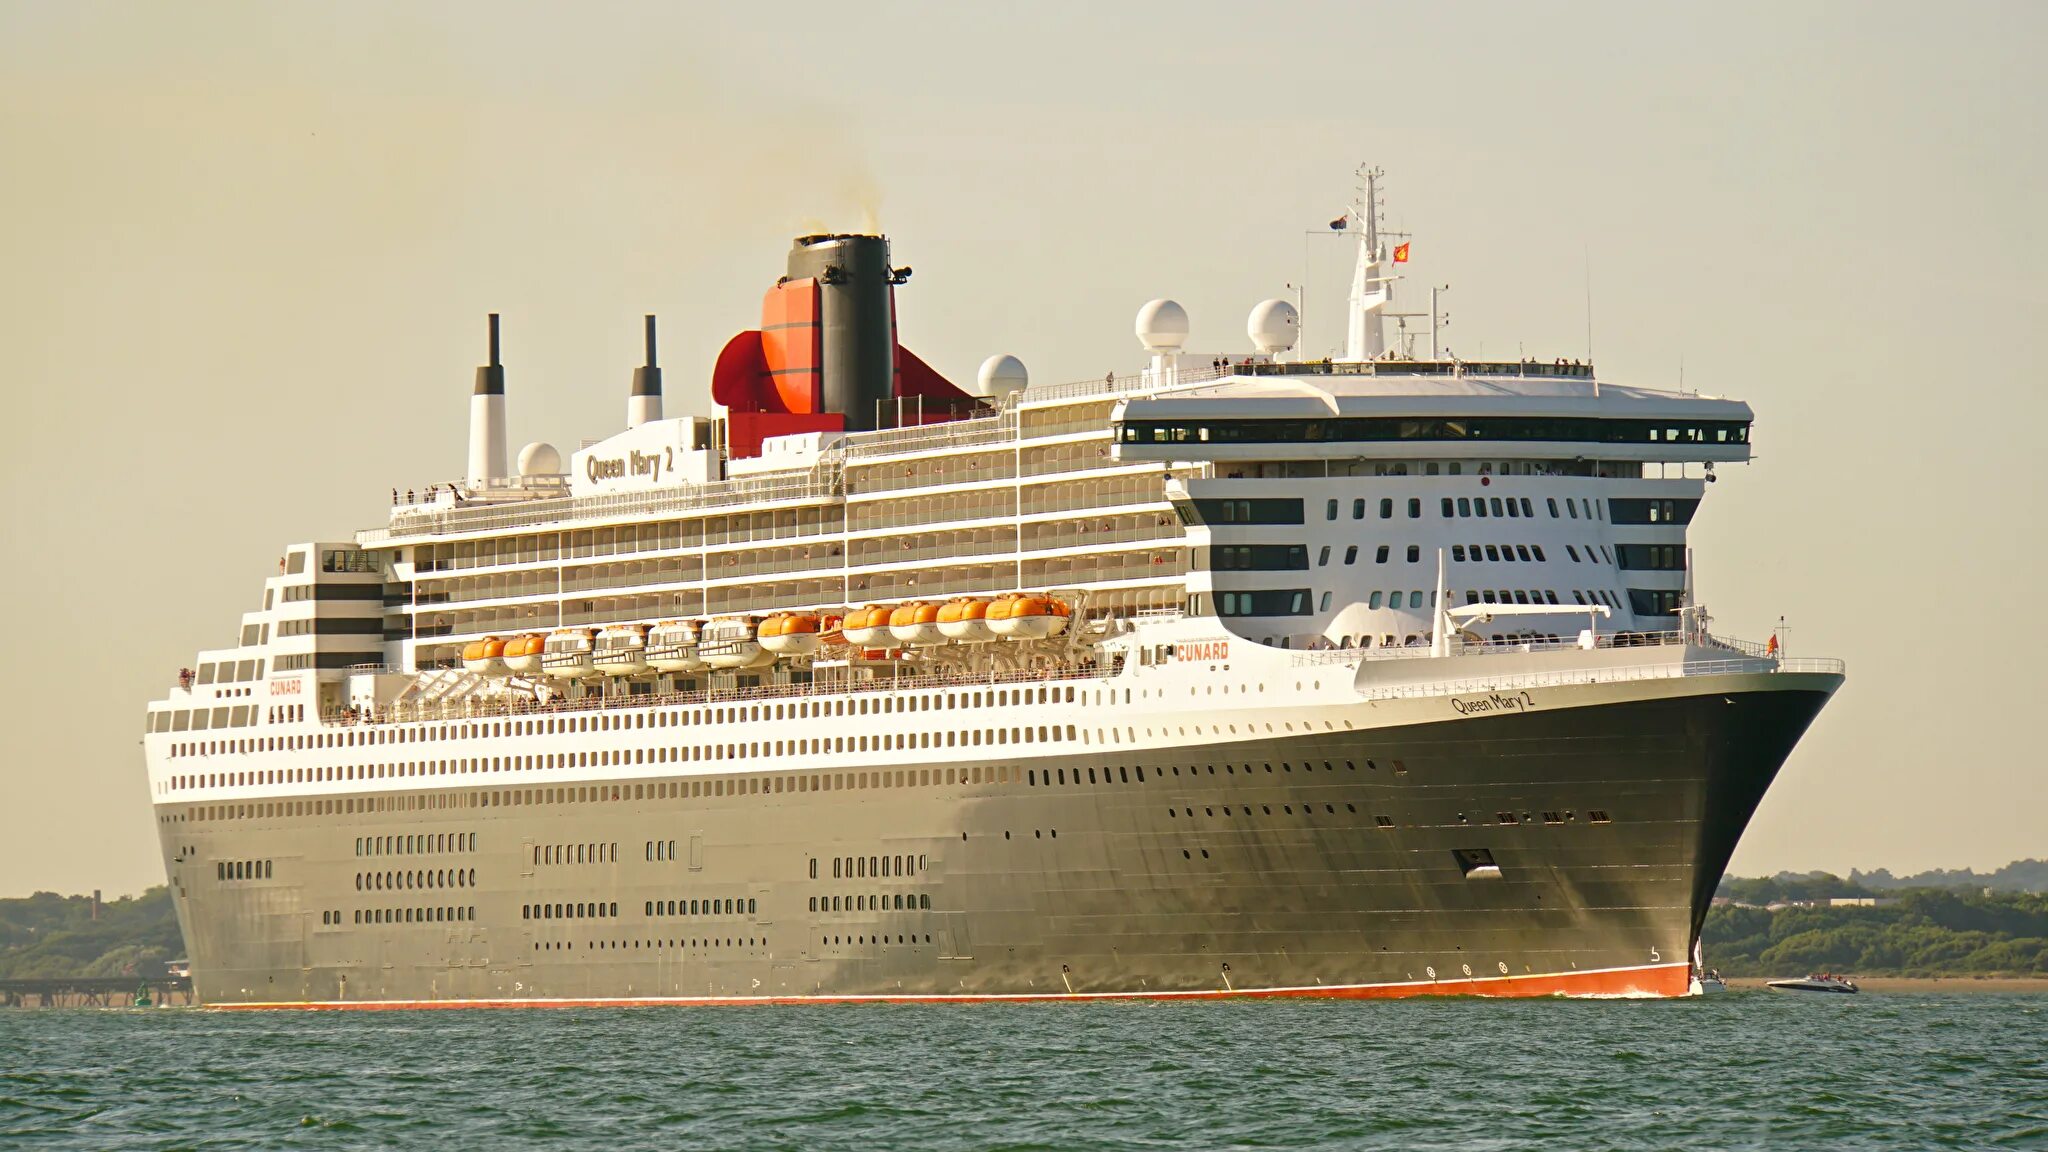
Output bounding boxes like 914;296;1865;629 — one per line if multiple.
1449;690;1536;716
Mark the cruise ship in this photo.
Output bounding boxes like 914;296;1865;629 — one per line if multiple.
143;169;1842;1007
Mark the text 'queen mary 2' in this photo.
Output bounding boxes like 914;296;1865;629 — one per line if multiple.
143;168;1841;1006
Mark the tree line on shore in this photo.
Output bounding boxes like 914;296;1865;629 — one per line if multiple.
0;889;184;980
1704;883;2048;977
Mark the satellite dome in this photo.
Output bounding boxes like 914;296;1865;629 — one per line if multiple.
1247;299;1300;355
1135;299;1190;352
976;354;1029;397
517;441;562;477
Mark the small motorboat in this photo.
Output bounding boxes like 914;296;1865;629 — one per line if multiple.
1766;973;1858;994
1694;968;1728;995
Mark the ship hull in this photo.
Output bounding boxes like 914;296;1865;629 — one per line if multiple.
159;675;1835;1007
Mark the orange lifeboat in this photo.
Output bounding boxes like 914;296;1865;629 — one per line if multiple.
647;619;706;673
502;633;545;676
841;604;891;647
988;593;1070;640
759;612;823;656
461;636;509;677
936;597;995;643
888;601;946;647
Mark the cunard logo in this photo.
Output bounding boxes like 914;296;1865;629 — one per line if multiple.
1175;640;1230;662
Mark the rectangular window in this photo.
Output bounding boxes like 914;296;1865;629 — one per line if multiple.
1215;589;1315;617
1608;498;1700;525
1181;498;1305;526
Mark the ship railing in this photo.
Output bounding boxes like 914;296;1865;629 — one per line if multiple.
840;411;1017;460
1235;359;1596;381
1354;655;1844;702
1288;630;1794;666
329;661;1111;727
1019;364;1232;406
358;471;844;544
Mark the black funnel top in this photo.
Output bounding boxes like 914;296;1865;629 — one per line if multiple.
474;313;505;396
632;314;662;398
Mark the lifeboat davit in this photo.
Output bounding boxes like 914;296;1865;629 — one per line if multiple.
461;636;509;677
936;597;995;643
593;623;651;676
759;612;822;656
841;604;891;647
888;601;946;647
987;593;1071;640
541;628;598;679
817;612;847;649
701;616;774;669
502;634;545;676
647;619;706;673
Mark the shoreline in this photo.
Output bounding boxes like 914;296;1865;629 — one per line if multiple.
1725;975;2048;993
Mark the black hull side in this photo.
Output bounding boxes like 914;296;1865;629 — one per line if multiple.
159;681;1834;1004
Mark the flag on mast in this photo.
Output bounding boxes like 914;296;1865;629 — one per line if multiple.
1392;242;1411;264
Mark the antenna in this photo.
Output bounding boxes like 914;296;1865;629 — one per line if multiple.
1583;245;1594;363
1342;164;1391;362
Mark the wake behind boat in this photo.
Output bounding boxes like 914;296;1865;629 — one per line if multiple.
1767;974;1859;994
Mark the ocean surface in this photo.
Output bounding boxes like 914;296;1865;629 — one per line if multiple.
2;992;2044;1150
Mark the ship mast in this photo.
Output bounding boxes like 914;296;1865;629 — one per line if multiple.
1341;165;1391;362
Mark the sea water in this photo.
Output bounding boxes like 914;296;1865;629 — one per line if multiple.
2;992;2043;1149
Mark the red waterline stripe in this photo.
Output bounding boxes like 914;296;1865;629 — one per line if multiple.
208;962;1692;1011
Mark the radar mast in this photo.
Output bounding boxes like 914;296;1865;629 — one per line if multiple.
1342;165;1391;362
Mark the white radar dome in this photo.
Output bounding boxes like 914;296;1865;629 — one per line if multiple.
1135;299;1190;352
517;441;562;476
975;354;1029;397
1247;298;1299;355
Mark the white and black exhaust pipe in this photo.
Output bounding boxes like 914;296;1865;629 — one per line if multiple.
628;314;662;429
467;313;508;486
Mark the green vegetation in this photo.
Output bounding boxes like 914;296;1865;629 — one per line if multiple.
0;889;184;979
1851;859;2048;894
1703;887;2048;977
1714;860;2047;905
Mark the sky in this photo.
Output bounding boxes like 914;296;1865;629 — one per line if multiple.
1;0;2042;896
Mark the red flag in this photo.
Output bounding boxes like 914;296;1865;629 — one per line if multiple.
1392;242;1411;264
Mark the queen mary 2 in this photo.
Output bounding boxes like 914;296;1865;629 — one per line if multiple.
141;168;1841;1007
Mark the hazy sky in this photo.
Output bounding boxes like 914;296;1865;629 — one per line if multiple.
2;1;2042;896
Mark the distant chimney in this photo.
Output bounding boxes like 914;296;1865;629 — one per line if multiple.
467;313;508;485
92;889;101;921
628;314;663;429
